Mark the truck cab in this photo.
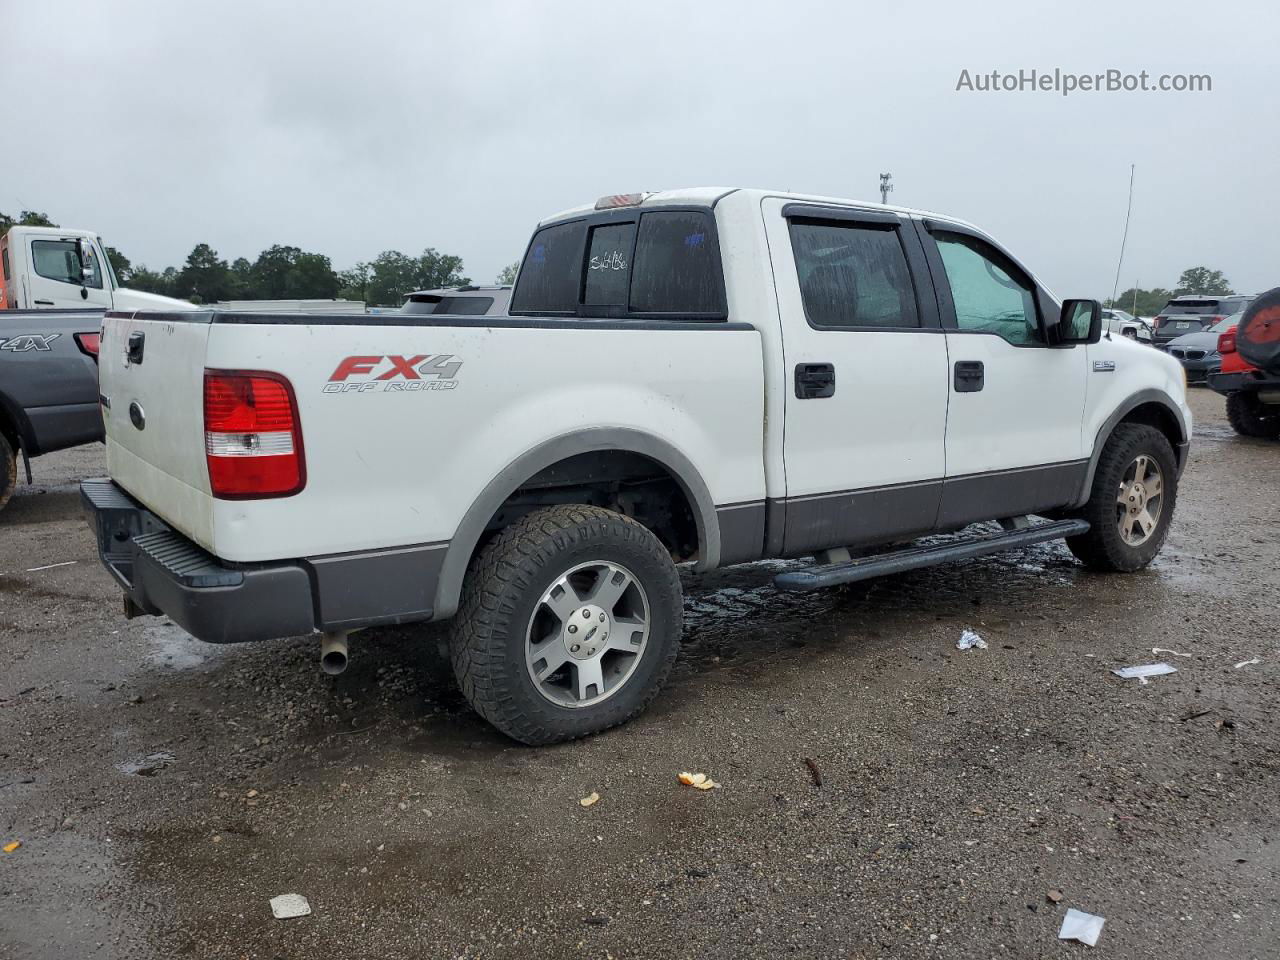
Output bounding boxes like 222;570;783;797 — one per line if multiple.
0;226;194;312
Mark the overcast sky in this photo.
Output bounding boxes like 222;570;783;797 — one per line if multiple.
4;0;1275;299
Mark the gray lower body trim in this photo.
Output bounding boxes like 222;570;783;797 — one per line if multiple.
782;480;943;555
715;501;766;566
936;460;1088;530
26;402;104;455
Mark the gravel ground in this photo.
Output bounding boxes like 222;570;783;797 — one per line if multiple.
2;387;1277;959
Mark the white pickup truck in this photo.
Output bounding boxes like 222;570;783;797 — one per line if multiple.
83;188;1191;744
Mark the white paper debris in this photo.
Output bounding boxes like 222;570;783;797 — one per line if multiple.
25;561;78;572
1234;658;1261;669
1058;908;1105;947
1112;663;1177;684
957;629;988;651
1151;647;1191;658
270;894;312;919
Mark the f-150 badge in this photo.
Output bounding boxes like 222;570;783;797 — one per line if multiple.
323;354;462;393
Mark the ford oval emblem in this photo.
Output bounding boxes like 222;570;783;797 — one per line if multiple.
129;401;146;431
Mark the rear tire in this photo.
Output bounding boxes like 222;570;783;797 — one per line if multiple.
1067;424;1178;572
0;433;17;514
448;504;682;745
1225;392;1280;439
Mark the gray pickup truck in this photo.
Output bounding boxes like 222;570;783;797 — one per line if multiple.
0;309;104;511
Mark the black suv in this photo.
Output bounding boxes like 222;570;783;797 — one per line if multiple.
1152;294;1254;348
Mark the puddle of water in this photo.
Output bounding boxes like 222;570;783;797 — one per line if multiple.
116;752;176;777
143;621;220;670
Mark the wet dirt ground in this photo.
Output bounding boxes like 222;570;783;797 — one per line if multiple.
2;387;1277;959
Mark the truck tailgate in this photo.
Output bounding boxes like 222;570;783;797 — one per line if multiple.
100;312;214;546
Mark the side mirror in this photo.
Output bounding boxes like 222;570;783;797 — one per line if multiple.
75;238;96;286
1056;299;1102;345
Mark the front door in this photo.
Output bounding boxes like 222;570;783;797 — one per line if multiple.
25;235;113;309
917;224;1088;527
764;199;950;555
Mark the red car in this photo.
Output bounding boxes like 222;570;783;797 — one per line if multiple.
1208;288;1280;438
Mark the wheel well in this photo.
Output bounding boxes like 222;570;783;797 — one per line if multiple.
476;451;700;564
1117;401;1183;451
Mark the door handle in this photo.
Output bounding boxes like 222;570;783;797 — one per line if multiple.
953;360;984;393
127;332;145;365
795;362;836;399
34;299;54;306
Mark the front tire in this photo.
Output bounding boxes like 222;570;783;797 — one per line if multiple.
1067;424;1178;572
1226;392;1280;439
448;504;682;745
0;433;17;514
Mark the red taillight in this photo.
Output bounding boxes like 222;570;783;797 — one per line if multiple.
203;370;305;499
76;332;101;359
1204;315;1224;326
1218;330;1237;354
1152;316;1165;329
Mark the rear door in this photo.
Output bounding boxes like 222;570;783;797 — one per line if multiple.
917;223;1088;527
25;235;113;309
765;200;950;554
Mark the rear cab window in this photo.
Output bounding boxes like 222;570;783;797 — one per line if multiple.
510;208;726;319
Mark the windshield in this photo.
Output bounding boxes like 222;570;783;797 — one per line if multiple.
1211;313;1241;333
98;239;120;289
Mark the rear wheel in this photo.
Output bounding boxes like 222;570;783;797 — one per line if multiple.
448;504;683;745
1067;424;1178;572
0;433;17;513
1225;391;1280;439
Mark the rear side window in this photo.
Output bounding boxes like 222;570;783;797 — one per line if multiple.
789;220;919;328
511;209;725;318
510;220;586;313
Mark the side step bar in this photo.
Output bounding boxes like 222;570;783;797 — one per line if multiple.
773;518;1091;593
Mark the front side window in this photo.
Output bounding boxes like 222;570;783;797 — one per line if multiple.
31;239;103;289
789;220;919;329
934;233;1040;344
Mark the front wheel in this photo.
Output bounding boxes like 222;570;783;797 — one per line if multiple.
1226;391;1280;439
448;504;683;745
1067;424;1178;572
0;433;17;514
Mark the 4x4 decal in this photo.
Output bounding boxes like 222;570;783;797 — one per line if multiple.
323;354;462;393
0;333;61;352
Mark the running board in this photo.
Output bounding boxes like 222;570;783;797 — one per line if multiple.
773;519;1091;593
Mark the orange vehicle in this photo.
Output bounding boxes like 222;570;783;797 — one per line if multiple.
1208;287;1280;438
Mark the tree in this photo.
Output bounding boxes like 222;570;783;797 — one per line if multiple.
417;248;469;291
104;246;133;285
362;248;470;306
337;262;371;303
1108;287;1174;317
176;243;234;304
1;209;58;236
246;245;340;300
1174;267;1233;297
229;257;254;299
496;261;519;285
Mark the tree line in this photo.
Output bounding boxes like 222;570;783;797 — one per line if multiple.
1;209;517;307
1108;266;1237;316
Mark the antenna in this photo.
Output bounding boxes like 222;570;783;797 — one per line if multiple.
879;173;893;205
1111;164;1136;305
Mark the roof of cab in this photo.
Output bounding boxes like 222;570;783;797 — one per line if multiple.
538;187;976;231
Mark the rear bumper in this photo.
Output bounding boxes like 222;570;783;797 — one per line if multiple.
81;479;446;643
1207;371;1280;397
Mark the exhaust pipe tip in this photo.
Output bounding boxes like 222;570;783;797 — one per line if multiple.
320;632;349;676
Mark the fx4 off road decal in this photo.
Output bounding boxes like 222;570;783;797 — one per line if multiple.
0;333;61;352
323;354;462;393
